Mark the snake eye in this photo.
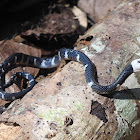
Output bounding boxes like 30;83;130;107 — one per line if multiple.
138;61;140;63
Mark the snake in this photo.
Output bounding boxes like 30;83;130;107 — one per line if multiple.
0;48;139;101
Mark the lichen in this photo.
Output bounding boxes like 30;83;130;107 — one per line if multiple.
113;112;129;140
136;36;140;43
90;38;106;53
88;24;106;34
113;99;138;140
132;120;140;128
37;101;83;126
135;52;140;57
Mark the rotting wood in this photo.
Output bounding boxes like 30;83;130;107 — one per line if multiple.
0;1;140;140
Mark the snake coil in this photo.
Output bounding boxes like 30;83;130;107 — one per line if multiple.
0;48;139;101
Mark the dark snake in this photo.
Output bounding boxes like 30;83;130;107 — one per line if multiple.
0;48;139;101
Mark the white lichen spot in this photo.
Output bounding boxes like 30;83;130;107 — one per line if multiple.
112;60;120;65
90;38;105;53
122;73;140;88
81;46;94;59
113;99;138;140
136;36;140;43
135;52;140;57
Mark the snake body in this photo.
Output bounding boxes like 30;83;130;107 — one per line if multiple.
0;48;138;101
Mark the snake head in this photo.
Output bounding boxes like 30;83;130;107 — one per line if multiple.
131;59;140;72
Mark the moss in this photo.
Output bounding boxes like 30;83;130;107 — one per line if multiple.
37;101;83;126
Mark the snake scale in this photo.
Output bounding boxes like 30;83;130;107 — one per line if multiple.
0;48;139;101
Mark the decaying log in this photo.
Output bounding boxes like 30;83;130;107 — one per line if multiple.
0;1;140;140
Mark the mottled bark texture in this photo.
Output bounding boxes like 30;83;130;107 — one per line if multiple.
0;1;140;140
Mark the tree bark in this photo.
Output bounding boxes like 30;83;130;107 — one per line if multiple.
0;0;140;140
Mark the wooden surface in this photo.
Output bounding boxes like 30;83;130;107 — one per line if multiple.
1;1;140;140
